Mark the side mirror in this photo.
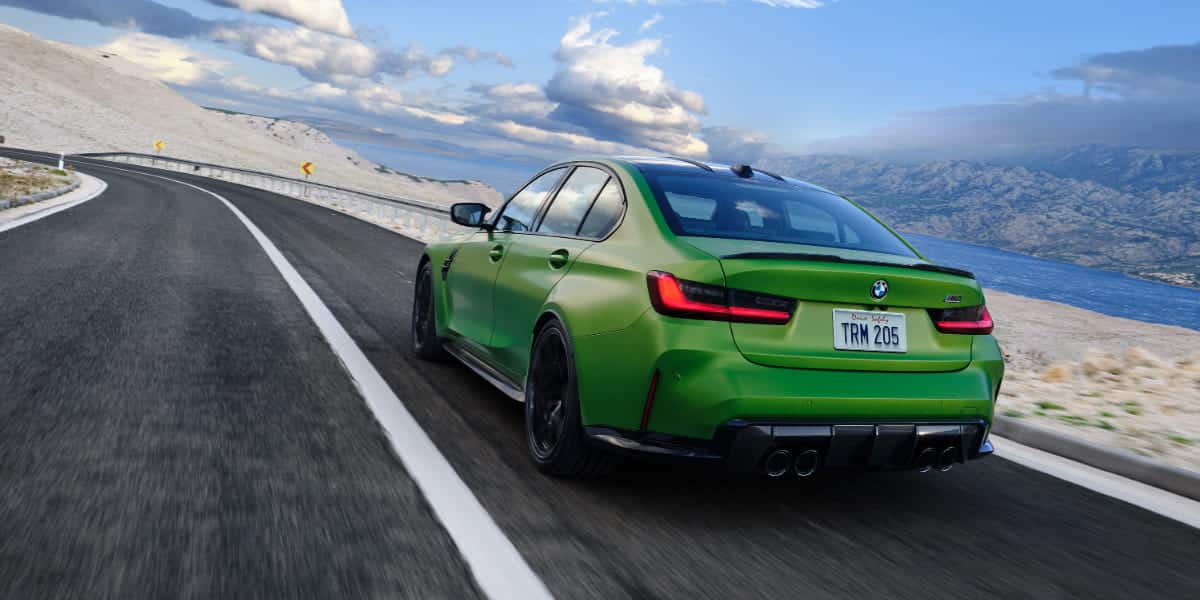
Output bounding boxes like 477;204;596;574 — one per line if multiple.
450;202;492;229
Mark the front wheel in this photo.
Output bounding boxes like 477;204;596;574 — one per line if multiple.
411;261;449;361
525;320;613;478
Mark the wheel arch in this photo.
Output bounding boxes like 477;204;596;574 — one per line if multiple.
416;250;452;338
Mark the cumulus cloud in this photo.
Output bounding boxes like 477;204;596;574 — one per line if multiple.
209;25;376;82
2;0;511;85
206;0;354;38
99;32;229;85
544;13;708;156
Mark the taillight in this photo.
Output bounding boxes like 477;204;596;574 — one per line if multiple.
930;305;994;334
646;271;794;324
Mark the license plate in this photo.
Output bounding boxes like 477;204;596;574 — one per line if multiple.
832;309;907;353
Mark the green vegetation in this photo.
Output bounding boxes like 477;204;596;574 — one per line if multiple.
1121;401;1143;416
1001;410;1025;418
1057;414;1090;427
1035;400;1065;411
1167;435;1194;446
1100;411;1117;418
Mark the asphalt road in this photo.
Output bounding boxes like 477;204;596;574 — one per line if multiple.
2;148;1198;599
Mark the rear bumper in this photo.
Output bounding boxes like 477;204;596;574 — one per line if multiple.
586;419;992;473
573;312;1005;440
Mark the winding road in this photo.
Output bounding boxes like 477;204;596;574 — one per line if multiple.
1;147;1197;599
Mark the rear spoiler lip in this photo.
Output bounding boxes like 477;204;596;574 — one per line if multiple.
720;252;976;280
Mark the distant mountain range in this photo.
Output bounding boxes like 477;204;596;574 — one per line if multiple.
763;145;1200;288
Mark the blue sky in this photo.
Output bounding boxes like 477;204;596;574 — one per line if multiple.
3;0;1200;186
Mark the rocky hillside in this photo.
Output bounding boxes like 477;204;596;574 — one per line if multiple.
0;25;500;207
763;152;1200;288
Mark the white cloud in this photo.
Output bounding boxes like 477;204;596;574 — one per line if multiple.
1;1;510;85
639;13;663;32
99;33;229;85
209;25;376;82
544;13;708;156
401;106;474;125
490;120;647;155
207;0;354;37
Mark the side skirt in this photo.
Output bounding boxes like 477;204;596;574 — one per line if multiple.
443;339;526;402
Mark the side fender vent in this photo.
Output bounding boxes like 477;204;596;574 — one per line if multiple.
440;249;458;280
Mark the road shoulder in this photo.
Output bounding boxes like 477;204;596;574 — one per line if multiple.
0;170;106;231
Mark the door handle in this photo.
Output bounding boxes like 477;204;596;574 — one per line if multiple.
548;249;569;269
488;244;504;262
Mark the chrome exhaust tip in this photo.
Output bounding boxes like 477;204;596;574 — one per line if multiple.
793;449;820;478
937;446;958;472
763;449;793;478
916;447;938;473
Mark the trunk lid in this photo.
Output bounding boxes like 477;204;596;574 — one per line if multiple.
684;237;983;373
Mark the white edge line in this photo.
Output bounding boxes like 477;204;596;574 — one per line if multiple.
0;173;107;233
992;434;1200;529
86;163;555;600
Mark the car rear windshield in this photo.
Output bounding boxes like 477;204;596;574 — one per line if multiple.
645;173;917;257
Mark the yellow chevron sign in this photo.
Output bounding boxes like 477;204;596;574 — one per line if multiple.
301;161;314;176
154;140;164;152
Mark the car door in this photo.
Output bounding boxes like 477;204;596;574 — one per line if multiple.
444;167;566;351
489;165;615;380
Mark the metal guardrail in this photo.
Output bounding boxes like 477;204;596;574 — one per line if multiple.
79;152;466;241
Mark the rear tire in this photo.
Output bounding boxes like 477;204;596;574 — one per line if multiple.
525;320;613;478
412;261;449;361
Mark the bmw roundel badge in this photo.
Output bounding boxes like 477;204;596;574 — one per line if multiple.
870;279;889;301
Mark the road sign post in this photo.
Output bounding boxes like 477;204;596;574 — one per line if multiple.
300;161;314;179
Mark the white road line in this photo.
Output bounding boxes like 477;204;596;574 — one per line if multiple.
0;172;107;233
80;163;554;600
992;435;1200;530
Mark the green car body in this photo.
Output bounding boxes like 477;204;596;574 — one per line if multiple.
414;156;1003;477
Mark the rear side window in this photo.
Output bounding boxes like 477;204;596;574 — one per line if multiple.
538;167;609;235
646;173;916;257
496;168;565;232
578;180;625;239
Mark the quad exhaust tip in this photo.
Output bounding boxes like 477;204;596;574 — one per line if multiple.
916;447;938;473
763;449;792;478
937;446;958;472
794;449;820;478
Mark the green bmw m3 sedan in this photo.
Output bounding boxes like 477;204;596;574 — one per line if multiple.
412;156;1003;478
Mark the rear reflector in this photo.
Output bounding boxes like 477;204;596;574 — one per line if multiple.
646;271;794;324
640;370;661;431
931;305;994;335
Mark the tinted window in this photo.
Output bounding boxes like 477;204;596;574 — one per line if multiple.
496;168;564;232
578;179;625;239
647;174;916;257
538;167;609;235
